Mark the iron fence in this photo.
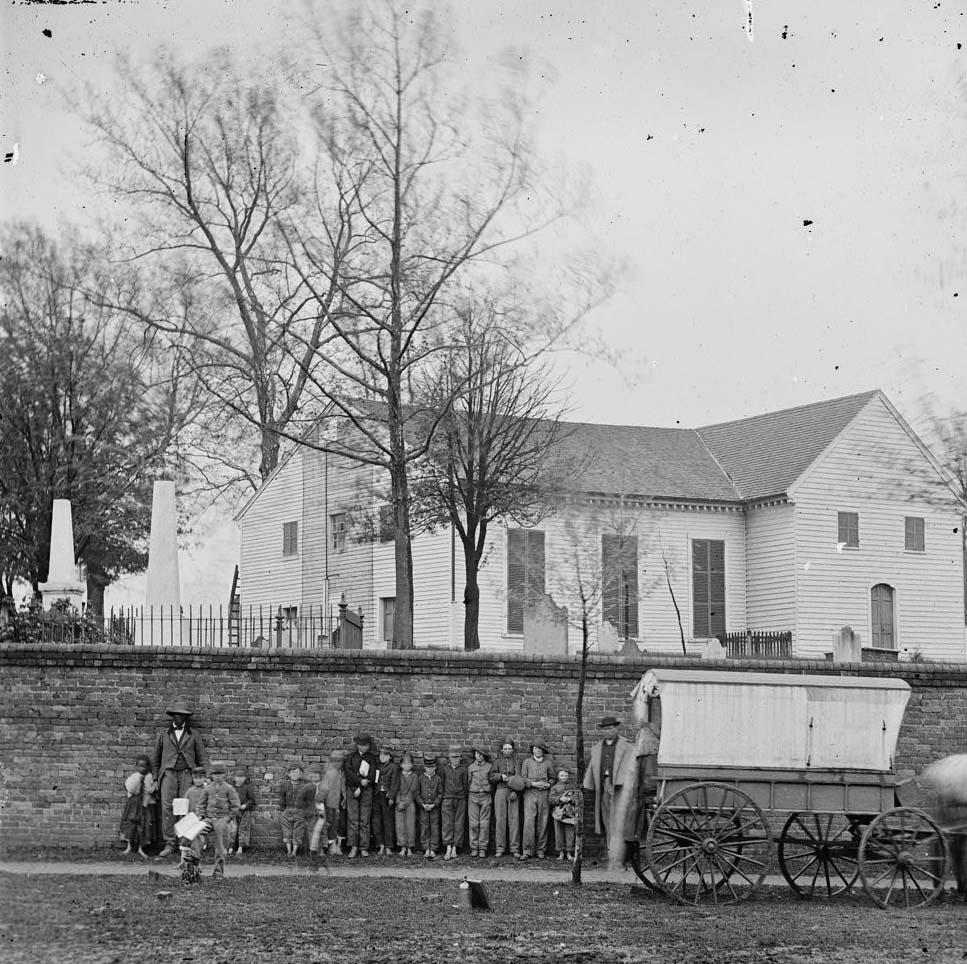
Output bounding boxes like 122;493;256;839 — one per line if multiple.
718;630;793;658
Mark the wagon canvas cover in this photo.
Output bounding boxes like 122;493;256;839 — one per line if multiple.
640;669;910;772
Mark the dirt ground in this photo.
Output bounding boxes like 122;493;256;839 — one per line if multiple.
2;871;966;964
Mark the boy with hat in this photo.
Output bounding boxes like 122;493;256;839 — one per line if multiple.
489;738;522;857
278;765;306;857
394;752;420;857
440;744;469;860
345;733;378;857
417;754;443;858
373;745;400;855
198;761;241;878
467;747;493;858
519;740;554;860
151;698;207;858
583;715;634;857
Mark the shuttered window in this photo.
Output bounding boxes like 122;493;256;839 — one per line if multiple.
330;513;347;552
282;521;298;556
692;539;725;638
602;534;638;638
506;528;545;634
904;516;925;552
837;511;859;548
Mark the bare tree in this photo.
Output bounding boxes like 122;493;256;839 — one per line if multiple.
411;300;572;649
552;499;646;883
922;407;967;621
81;50;354;486
276;1;577;648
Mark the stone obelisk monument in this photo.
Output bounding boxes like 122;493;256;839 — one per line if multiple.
139;480;186;644
39;499;84;611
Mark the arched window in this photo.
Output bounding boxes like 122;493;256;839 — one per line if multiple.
871;584;895;649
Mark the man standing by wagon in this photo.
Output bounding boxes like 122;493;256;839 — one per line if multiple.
151;698;207;858
583;715;634;860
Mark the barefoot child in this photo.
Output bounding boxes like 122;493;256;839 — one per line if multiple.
550;768;579;861
119;754;156;857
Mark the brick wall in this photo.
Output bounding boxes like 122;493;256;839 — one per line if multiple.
2;644;967;852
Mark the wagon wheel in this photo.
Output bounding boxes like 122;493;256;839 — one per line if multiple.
645;782;772;905
858;807;948;909
630;801;663;894
778;812;861;898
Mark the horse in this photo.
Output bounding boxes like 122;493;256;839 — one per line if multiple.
920;754;967;895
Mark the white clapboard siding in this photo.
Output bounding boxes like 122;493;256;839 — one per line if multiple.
238;452;304;610
471;504;746;653
789;396;964;659
745;502;797;635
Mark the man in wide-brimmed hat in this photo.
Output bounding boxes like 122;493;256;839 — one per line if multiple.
151;698;207;857
582;715;634;858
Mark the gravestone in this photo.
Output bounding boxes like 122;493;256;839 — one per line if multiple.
832;625;861;663
598;619;621;654
523;593;568;656
39;499;84;611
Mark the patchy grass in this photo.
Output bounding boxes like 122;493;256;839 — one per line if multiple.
1;873;966;964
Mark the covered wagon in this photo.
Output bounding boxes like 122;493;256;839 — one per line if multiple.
627;668;951;908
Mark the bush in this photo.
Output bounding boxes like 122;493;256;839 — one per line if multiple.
0;597;133;646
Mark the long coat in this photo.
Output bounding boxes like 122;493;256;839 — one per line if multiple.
150;725;206;776
582;735;634;835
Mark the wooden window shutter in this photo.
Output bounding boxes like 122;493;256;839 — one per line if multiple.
692;539;725;638
507;529;526;634
526;530;546;605
603;534;638;638
905;516;924;552
507;529;545;634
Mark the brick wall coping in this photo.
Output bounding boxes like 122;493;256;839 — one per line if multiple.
4;643;967;684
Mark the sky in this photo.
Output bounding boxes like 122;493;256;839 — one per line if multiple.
2;0;966;603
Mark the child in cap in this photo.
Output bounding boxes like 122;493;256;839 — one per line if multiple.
394;752;419;857
177;765;210;871
198;761;240;878
418;754;443;859
520;740;554;860
345;734;379;858
278;765;305;857
318;751;347;856
467;747;493;858
440;744;469;860
228;768;258;856
119;754;157;857
489;738;522;857
373;745;400;855
549;767;579;861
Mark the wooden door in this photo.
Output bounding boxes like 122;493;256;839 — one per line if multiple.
871;584;895;649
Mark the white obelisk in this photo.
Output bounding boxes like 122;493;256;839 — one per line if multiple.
39;499;85;611
140;480;185;644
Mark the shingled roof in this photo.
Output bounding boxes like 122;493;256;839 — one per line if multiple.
696;389;879;501
555;423;741;503
557;390;880;504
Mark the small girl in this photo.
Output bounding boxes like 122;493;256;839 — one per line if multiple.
549;767;579;861
229;769;258;856
119;754;157;857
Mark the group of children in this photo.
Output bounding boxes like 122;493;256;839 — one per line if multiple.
119;756;258;875
120;733;581;877
276;734;581;862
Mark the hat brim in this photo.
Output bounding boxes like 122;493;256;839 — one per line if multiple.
166;708;194;717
